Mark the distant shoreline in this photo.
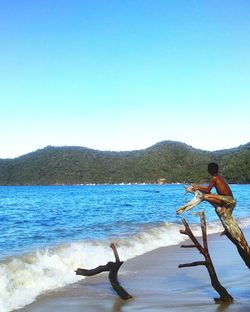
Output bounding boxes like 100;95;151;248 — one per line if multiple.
1;182;250;187
1;140;249;185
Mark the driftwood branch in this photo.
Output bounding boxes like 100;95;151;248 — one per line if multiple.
179;261;207;268
110;242;120;262
180;244;196;248
179;212;233;303
75;243;132;300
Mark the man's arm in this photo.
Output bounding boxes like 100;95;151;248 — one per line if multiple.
192;177;216;194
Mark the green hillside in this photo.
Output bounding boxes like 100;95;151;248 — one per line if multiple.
0;141;249;185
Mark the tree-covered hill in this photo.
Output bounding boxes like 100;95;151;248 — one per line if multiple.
0;141;249;185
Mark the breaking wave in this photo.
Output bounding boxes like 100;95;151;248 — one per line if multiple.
2;217;248;312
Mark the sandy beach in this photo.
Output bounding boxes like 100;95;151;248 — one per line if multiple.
17;226;250;312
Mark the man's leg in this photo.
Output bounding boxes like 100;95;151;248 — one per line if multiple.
204;194;226;207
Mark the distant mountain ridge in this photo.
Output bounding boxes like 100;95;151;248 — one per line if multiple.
0;141;249;185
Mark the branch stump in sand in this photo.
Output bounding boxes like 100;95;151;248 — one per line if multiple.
75;243;132;300
179;211;233;303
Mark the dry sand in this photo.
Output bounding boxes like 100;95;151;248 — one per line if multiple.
18;228;250;312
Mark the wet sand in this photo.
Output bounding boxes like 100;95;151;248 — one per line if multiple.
18;228;250;312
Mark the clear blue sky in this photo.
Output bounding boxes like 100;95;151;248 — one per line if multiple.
1;0;250;158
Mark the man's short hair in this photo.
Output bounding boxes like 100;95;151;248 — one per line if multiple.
208;162;219;175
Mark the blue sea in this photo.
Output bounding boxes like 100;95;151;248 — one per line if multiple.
0;184;249;311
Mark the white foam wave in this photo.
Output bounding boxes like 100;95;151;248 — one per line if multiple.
237;216;250;229
0;218;244;312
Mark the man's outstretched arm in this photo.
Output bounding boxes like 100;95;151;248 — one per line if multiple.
192;178;216;194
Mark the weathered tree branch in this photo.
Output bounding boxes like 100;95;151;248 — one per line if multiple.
110;242;120;262
76;265;110;276
180;244;196;248
75;243;132;300
179;212;233;303
179;260;207;268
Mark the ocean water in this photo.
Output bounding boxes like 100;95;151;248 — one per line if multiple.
0;184;249;311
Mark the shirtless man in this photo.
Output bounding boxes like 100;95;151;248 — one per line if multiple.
182;163;250;267
192;162;236;211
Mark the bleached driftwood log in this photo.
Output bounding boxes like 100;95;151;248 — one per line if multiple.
75;243;132;300
177;186;250;269
179;211;233;303
176;186;204;215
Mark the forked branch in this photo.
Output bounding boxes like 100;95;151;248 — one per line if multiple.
75;243;132;300
179;212;233;303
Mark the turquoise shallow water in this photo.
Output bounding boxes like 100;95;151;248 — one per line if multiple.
0;184;249;311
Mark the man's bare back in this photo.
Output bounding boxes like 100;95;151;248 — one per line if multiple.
212;175;233;197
